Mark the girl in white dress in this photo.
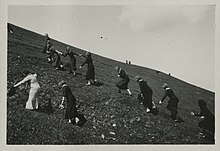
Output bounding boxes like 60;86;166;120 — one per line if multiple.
14;70;40;110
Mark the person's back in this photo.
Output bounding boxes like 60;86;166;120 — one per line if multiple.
163;88;179;101
200;106;214;120
62;85;76;106
68;51;76;60
119;69;129;80
139;80;152;96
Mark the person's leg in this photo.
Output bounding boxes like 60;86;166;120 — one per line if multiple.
170;107;178;121
87;80;91;86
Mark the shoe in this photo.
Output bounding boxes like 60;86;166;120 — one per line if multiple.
146;108;150;113
199;132;206;138
67;119;72;124
86;83;91;86
174;119;178;122
129;94;132;96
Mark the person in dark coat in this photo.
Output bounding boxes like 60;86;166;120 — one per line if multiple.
62;46;82;75
159;83;179;122
42;33;51;53
49;46;63;70
115;66;132;96
59;81;86;126
46;42;53;63
135;76;155;113
191;99;215;137
79;51;97;86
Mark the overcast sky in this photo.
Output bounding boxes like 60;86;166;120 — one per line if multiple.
8;5;215;91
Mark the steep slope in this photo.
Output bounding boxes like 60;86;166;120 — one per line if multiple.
7;23;215;144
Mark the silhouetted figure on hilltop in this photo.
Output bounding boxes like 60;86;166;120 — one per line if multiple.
115;66;132;96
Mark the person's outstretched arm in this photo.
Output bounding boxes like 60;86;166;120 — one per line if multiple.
14;75;31;88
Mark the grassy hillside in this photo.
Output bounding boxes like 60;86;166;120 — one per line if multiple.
7;23;215;144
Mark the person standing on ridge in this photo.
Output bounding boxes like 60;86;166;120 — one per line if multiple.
115;66;132;96
159;83;179;122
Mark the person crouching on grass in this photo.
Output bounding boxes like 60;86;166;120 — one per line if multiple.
191;99;215;138
159;83;179;122
115;66;132;96
59;80;86;126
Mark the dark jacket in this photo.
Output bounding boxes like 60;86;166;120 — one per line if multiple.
195;106;215;133
161;87;179;110
138;80;153;109
116;68;129;90
62;85;77;119
81;55;95;80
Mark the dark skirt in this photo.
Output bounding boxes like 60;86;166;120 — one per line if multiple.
166;97;178;111
86;64;95;80
116;78;129;90
70;59;76;71
142;91;153;109
42;44;47;53
65;101;78;120
198;118;215;133
53;54;61;68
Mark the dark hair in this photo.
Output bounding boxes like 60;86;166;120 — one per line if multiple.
22;70;30;76
198;99;207;107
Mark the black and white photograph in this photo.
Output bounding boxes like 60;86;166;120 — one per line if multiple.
1;0;219;149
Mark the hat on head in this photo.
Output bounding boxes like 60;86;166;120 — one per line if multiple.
162;83;168;89
59;80;66;86
22;70;30;76
135;75;142;82
66;46;70;51
115;66;120;71
86;51;91;56
198;99;207;107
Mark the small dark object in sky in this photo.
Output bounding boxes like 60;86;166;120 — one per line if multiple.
101;37;103;39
